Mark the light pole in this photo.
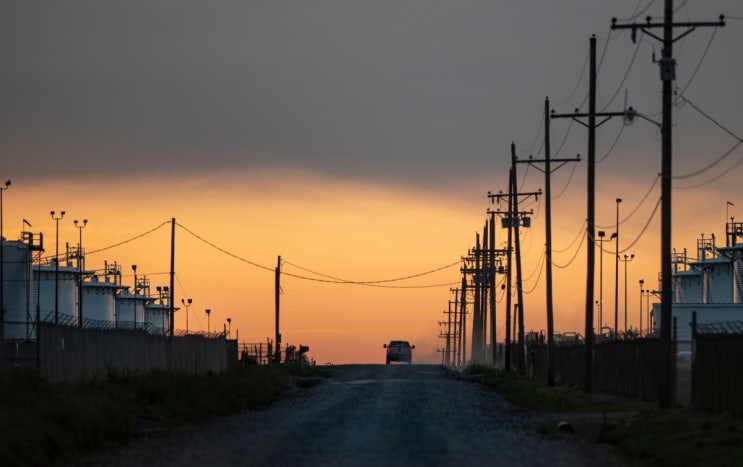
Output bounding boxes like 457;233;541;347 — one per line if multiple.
639;279;645;335
227;317;231;338
619;253;635;335
596;230;617;335
131;264;137;329
1;180;10;332
74;219;87;327
50;210;65;324
614;198;622;337
181;298;192;334
206;308;211;335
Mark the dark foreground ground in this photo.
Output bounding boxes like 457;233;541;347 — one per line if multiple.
78;364;624;467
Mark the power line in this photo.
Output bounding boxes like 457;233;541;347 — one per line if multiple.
552;221;586;254
599;35;644;112
675;141;743;190
177;221;460;288
676;26;719;97
177;222;275;272
550;229;586;269
282;259;461;285
619;196;662;253
86;221;170;256
596;174;660;229
597;121;626;163
551;161;580;200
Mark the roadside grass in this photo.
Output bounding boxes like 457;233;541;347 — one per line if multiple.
464;364;743;467
0;364;327;466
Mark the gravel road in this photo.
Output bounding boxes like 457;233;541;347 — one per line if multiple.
80;364;625;466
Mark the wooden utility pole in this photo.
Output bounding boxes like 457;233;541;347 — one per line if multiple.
521;98;581;386
169;218;175;337
489;213;496;365
611;2;725;408
274;255;281;364
471;232;482;363
490;151;541;374
460;275;467;365
505;168;513;372
551;35;629;393
511;142;526;375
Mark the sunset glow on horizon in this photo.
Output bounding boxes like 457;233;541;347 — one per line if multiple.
2;1;742;364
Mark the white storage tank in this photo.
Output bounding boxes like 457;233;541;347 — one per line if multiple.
673;269;702;304
145;302;169;335
34;259;78;326
2;240;32;340
116;290;147;330
81;275;120;327
703;257;733;304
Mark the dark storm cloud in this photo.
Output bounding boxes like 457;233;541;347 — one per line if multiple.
0;1;741;186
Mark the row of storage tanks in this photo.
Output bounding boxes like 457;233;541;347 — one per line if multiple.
671;239;743;305
2;236;173;341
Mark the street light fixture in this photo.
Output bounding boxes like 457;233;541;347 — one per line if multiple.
132;264;137;329
206;308;211;334
639;279;645;335
181;298;192;334
50;210;65;324
1;179;10;333
74;219;87;327
619;253;635;335
596;230;617;335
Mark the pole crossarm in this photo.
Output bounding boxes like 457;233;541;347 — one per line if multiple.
487;191;541;205
523;155;581;174
610;16;725;44
551;110;629;129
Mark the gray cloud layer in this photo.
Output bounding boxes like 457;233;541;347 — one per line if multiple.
1;1;741;187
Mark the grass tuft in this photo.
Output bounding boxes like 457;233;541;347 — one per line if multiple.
0;364;326;466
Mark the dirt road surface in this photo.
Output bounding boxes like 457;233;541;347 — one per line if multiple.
81;364;625;466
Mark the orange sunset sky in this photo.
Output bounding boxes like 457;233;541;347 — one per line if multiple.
2;2;742;363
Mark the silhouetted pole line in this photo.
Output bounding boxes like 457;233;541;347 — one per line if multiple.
472;232;482;363
551;35;631;393
520;97;581;386
169;218;175;337
611;1;725;410
469;239;508;366
450;287;462;366
488;213;496;366
488;144;541;374
460;275;467;365
274;255;281;364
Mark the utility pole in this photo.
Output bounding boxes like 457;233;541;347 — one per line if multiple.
521;98;581;386
489;146;541;375
460;275;467;365
471;232;482;363
169;218;175;337
511;142;526;375
611;1;725;409
488;212;496;366
275;255;281;364
551;35;630;393
452;289;460;366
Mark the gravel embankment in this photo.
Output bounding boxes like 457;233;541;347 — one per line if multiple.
79;364;625;466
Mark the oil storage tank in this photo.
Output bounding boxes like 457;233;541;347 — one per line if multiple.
34;258;78;326
2;240;32;340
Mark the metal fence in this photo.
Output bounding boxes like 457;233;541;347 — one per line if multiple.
691;320;743;415
3;322;231;381
527;337;671;403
